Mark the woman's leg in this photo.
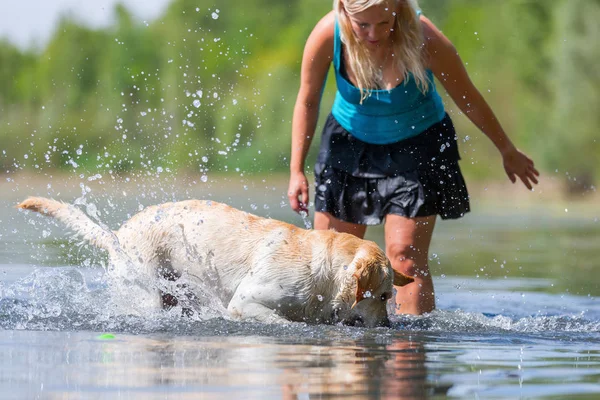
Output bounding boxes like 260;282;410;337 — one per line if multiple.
384;214;437;315
314;211;367;238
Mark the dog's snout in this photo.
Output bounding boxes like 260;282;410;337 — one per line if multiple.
342;315;390;328
342;315;364;327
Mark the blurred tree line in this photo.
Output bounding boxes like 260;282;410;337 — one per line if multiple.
0;0;598;192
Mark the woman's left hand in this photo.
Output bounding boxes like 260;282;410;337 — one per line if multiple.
502;147;540;190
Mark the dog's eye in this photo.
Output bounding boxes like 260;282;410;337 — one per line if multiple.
381;292;392;301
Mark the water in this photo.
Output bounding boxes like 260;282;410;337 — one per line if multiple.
1;175;599;399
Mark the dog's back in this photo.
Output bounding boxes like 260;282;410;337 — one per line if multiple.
113;200;309;304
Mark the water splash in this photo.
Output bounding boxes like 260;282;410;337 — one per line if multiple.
299;210;312;229
2;265;598;339
393;309;600;336
0;262;230;333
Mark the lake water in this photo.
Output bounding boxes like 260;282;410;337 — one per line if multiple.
1;174;599;399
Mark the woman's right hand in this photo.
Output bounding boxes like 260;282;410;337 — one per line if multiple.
287;171;310;214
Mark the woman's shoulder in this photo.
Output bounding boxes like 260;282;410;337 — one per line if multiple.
419;15;443;44
305;11;335;50
419;15;456;61
312;11;336;39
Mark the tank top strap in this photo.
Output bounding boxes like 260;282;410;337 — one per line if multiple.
333;18;341;71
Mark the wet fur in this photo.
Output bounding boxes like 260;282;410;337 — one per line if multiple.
17;197;413;327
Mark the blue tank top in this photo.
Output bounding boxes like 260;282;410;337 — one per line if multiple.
331;19;446;145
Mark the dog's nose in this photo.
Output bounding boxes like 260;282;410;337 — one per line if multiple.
342;316;364;327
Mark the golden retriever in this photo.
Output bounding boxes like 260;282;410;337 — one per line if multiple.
17;197;413;327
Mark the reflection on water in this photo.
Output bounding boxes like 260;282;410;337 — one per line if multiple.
0;175;599;398
2;327;599;399
1;330;436;399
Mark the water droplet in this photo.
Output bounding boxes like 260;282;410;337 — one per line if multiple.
299;211;312;229
86;203;98;218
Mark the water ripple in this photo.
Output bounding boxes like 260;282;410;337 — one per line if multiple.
1;267;598;342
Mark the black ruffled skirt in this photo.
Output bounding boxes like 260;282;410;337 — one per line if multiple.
314;113;470;225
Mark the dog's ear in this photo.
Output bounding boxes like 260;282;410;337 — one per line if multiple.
351;261;379;308
393;270;414;287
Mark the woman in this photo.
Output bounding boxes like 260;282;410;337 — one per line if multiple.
287;0;539;315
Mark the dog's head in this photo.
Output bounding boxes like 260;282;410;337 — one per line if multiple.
333;239;413;328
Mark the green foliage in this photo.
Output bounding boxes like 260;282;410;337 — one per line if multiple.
545;0;600;192
0;0;598;189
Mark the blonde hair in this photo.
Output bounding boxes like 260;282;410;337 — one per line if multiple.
334;0;429;102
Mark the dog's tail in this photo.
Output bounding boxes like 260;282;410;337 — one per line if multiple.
17;196;121;255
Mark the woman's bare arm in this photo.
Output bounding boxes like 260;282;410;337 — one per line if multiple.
422;17;539;189
288;12;335;212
